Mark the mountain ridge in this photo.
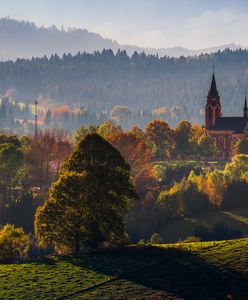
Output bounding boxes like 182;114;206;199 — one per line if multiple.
0;17;245;60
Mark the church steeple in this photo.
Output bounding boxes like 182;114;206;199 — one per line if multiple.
205;70;222;130
244;96;248;118
209;72;219;98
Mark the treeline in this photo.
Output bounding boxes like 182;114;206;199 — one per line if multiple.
1;49;248;128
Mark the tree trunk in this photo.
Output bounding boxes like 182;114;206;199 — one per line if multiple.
74;236;80;254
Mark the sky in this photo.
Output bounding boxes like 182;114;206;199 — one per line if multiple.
1;0;248;49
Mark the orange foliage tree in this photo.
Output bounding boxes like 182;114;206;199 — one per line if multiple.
24;129;71;190
107;131;152;177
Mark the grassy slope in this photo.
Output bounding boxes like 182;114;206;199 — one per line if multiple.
160;208;248;243
1;238;247;300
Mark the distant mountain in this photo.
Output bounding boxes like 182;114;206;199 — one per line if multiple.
0;18;245;60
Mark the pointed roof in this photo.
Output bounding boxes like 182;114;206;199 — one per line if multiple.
244;96;247;110
209;72;219;97
244;96;248;118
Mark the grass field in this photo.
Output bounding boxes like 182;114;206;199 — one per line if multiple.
0;238;247;299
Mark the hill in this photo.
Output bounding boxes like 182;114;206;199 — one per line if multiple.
0;18;243;61
0;238;247;299
1;48;248;128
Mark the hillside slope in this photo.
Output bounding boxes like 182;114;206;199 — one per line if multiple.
1;238;247;299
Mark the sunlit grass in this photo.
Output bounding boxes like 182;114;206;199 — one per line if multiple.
1;238;247;299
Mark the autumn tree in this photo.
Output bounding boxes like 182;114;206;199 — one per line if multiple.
107;132;152;177
0;136;25;220
97;120;123;140
0;224;30;263
35;134;138;253
73;125;97;143
25;129;71;190
173;121;194;158
198;134;217;159
145;120;175;160
232;138;248;155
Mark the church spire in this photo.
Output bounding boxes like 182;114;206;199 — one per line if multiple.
244;96;248;118
209;71;219;98
205;69;222;130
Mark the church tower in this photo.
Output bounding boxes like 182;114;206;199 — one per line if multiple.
205;72;222;130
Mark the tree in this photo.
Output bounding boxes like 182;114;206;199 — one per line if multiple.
145;120;175;160
107;132;152;177
198;135;217;159
35;134;138;253
150;233;162;244
0;140;24;216
232;138;248;155
72;125;97;143
173;121;194;158
25;130;71;190
224;154;248;178
110;105;134;129
159;178;211;217
0;224;30;263
97;120;122;140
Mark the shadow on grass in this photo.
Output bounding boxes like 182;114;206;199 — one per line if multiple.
28;256;58;266
60;246;248;299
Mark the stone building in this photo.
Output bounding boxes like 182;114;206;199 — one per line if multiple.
205;72;248;160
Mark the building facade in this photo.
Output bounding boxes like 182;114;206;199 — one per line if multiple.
205;72;248;160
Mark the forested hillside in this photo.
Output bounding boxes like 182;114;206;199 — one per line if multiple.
1;48;248;127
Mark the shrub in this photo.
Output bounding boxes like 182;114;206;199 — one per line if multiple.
0;224;30;263
150;233;162;244
182;236;201;243
137;239;146;246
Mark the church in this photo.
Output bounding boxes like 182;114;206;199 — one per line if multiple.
205;72;248;160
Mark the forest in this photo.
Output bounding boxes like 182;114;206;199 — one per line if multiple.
1;49;248;132
1;118;248;261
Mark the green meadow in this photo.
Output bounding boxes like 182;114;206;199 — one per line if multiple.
1;238;247;299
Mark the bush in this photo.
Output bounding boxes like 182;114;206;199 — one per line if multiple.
182;236;201;243
150;233;162;244
0;224;30;263
137;239;146;246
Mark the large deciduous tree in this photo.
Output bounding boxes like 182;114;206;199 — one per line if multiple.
173;121;194;158
107;132;152;177
145;120;175;160
35;134;138;253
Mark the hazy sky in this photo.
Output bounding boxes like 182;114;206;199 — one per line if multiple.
1;0;248;49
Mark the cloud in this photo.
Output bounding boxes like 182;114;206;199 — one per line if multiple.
181;8;248;48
